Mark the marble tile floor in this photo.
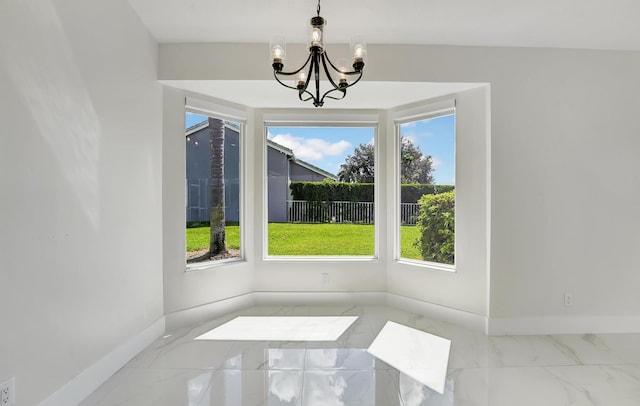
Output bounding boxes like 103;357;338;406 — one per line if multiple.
80;305;640;405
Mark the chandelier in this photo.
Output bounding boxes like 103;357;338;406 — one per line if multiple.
270;0;366;107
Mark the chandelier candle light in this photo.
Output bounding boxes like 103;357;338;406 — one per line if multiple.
270;0;366;107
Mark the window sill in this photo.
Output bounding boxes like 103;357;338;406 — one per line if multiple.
263;255;379;262
186;257;246;272
396;258;456;273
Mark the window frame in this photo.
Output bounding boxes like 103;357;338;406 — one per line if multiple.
393;100;457;272
262;118;380;261
184;99;247;271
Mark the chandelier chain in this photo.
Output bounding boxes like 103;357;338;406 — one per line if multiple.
317;0;321;16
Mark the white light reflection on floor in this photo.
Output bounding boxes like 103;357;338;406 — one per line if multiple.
194;316;358;341
367;321;451;394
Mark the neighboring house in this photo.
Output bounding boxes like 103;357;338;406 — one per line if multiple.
267;138;338;222
186;120;337;223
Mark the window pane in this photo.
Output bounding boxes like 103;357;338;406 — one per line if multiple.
266;126;376;257
185;112;241;264
399;114;455;266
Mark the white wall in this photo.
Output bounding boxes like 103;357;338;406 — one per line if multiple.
387;88;490;317
160;43;640;329
0;0;163;403
162;89;254;318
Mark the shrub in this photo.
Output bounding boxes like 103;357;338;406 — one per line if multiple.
415;191;455;265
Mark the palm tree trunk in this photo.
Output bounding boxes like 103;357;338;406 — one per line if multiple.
208;117;226;256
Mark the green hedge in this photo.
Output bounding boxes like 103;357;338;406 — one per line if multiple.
290;181;454;203
415;191;455;265
290;181;374;202
401;184;455;203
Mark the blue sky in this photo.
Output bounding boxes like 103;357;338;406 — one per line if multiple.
186;112;455;184
399;114;455;185
267;126;374;176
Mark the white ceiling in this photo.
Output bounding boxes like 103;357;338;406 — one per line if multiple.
128;0;640;51
129;0;640;109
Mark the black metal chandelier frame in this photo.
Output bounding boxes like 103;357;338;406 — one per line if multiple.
271;0;365;107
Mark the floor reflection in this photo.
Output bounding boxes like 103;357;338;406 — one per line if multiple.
80;305;640;406
399;373;454;406
268;371;303;405
368;321;451;394
185;348;453;405
187;372;212;406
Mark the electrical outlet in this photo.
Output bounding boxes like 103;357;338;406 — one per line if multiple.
564;292;574;307
0;377;14;405
321;272;329;285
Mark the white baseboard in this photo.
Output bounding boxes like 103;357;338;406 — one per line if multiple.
386;293;488;334
164;292;385;332
487;315;640;335
39;317;165;406
253;291;387;306
164;293;255;331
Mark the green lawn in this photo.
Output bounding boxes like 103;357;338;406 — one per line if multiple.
186;225;240;251
400;225;422;260
268;223;374;256
186;223;422;259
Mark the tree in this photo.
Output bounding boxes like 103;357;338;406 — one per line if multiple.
338;143;375;183
337;138;434;184
400;137;434;184
208;117;226;256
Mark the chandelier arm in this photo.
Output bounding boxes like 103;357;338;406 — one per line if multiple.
320;70;364;104
324;52;364;76
319;53;343;90
299;92;314;103
298;58;317;103
342;70;364;88
273;71;304;91
319;71;364;106
274;53;313;77
321;87;347;103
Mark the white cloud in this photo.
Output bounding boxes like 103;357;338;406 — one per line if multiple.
269;371;301;402
399;373;429;406
402;134;418;145
431;156;443;170
308;349;338;368
306;373;347;406
269;133;352;162
402;130;435;141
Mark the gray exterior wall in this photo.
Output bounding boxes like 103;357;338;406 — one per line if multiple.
290;162;330;182
186;124;240;223
267;147;290;223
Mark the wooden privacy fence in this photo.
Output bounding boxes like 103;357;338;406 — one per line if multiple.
287;200;420;225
